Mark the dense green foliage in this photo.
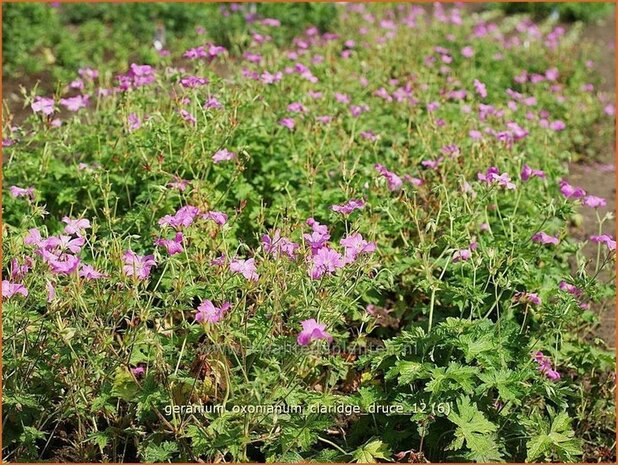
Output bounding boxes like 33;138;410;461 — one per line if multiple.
493;2;614;22
2;3;615;463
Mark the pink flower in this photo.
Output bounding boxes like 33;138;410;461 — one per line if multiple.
590;234;616;251
230;258;259;281
559;180;586;199
10;257;32;280
340;233;376;263
202;211;228;226
473;79;487;98
9;186;35;200
261;71;282;84
78;67;99;80
131;366;146;378
349;104;369;117
195;299;231;323
297;318;333;345
559;280;583;297
514;292;542;306
204;97;223;109
79;263;107;280
179;109;197;125
309;246;344;279
477;167;516;190
46;280;56;303
2;280;28;299
24;228;43;247
262;229;299;259
212;148;237;163
45;253;80;275
60;95;89;112
461;46;474;57
56;235;85;254
158;205;201;229
167;176;190;191
452;248;472;262
62;216;91;236
155;232;184;255
127;113;141;131
532;232;560;245
122;250;156;280
279;118;295;130
582;195;606;208
180;76;209;88
375;164;403;191
303;218;331;252
421;158;442;170
520;164;545;181
549;120;566;131
331;198;365;215
31;96;55;115
335;92;350;104
533;352;560;381
359;130;378;142
287;102;306;113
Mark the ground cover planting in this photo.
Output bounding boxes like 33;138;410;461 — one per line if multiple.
2;3;616;463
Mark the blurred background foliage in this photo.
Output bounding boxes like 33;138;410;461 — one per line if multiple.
2;2;614;82
2;2;339;81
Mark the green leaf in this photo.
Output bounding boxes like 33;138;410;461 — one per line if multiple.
447;397;503;462
352;439;391;463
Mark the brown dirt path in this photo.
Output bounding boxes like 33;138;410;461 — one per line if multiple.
567;11;616;346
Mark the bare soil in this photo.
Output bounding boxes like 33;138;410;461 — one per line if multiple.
568;12;616;346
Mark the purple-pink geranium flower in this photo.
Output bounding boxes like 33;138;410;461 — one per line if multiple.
79;263;107;280
155;232;184;255
513;291;542;306
202;211;228;226
10;186;35;200
122;250;156;280
375;164;403;191
582;195;606;208
520;164;545;181
179;76;209;88
204;96;223;109
559;181;586;199
309;246;344;279
590;234;616;251
558;280;583;297
303;218;331;252
279;118;295;130
31;96;55;115
195;299;231;323
452;248;472;262
158;205;201;229
297;318;333;345
262;229;299;259
230;258;259;281
477;167;516;190
2;280;28;299
532;232;560;245
212;148;237;163
533;352;560;381
62;216;91;236
340;233;376;263
127;113;141;131
60;95;89;112
331;198;365;215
